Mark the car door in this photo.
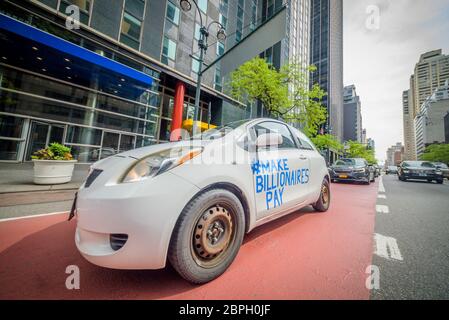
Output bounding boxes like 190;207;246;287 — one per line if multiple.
291;128;321;201
249;121;310;220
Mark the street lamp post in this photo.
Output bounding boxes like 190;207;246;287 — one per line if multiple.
180;0;226;136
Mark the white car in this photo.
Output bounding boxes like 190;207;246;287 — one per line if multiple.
73;119;331;284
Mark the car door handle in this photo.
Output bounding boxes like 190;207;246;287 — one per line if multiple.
299;155;308;160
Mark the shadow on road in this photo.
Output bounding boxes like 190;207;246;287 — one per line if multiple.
0;207;319;300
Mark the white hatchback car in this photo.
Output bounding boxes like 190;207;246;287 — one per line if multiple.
73;119;331;283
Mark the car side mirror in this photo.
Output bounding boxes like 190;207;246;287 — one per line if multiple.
256;133;283;148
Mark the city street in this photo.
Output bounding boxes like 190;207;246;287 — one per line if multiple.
1;174;448;299
0;182;378;300
372;174;449;299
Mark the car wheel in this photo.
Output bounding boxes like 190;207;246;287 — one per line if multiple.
427;179;433;183
168;189;245;284
313;179;330;212
437;179;444;184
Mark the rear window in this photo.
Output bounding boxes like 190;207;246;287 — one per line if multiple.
403;161;435;168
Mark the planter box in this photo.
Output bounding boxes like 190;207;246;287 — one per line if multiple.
32;160;78;185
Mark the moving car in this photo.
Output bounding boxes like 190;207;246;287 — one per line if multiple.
386;166;398;175
72;119;331;284
398;161;444;184
374;165;381;178
329;158;375;185
433;162;449;180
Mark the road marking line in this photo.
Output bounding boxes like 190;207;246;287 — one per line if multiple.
378;176;385;193
376;205;389;214
0;211;68;223
374;234;403;261
377;194;387;199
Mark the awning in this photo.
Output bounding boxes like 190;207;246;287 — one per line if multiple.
0;13;153;86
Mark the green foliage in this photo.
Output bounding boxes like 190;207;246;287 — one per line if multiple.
420;144;449;164
229;58;327;138
346;141;377;165
311;134;343;152
32;143;73;161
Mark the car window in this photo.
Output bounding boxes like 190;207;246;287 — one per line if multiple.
335;159;355;166
252;122;297;149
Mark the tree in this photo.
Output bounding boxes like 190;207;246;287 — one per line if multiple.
311;134;343;153
346;141;377;165
229;58;327;138
420;144;449;164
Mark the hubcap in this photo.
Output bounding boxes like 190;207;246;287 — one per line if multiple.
321;184;329;205
193;206;233;262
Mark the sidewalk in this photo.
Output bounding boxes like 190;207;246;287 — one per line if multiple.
0;162;90;194
0;162;90;219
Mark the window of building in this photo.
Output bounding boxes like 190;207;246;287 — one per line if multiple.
236;0;244;43
198;0;207;13
162;36;177;64
219;13;227;30
125;0;145;19
166;1;180;26
217;42;225;56
120;9;143;50
191;56;200;74
214;65;222;91
58;0;91;25
194;23;201;40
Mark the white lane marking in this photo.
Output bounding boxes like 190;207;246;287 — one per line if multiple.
0;211;68;223
374;233;403;261
376;205;390;214
377;194;387;199
378;176;385;193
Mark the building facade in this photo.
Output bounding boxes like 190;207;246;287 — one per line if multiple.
412;49;449;117
309;0;343;141
414;82;449;158
386;142;404;167
0;0;311;163
402;88;416;160
343;84;362;142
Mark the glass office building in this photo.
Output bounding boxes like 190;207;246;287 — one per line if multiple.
0;0;250;162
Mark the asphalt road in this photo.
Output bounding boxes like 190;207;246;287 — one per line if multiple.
371;174;449;300
0;182;378;300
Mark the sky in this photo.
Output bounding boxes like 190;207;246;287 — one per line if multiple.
343;0;449;162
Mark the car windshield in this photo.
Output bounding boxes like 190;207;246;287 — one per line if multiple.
191;119;251;140
402;161;435;168
335;159;355;166
435;163;448;169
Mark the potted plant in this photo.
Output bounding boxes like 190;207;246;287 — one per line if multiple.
32;143;77;185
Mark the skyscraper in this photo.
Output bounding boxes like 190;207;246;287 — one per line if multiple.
309;0;343;141
402;89;417;160
412;49;449;116
403;49;449;160
343;85;362;142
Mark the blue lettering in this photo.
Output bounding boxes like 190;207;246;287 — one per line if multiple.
266;191;273;210
256;175;264;193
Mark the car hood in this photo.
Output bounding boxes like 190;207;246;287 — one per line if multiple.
332;165;365;170
403;166;435;170
91;139;213;170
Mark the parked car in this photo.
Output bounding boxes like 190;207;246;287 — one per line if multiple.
72;119;331;284
433;162;449;180
386;166;399;175
329;158;374;185
374;165;382;178
398;161;444;184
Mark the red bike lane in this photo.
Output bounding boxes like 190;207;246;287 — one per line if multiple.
0;182;378;300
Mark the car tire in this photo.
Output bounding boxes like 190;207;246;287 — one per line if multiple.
437;179;444;184
168;189;245;284
313;179;331;212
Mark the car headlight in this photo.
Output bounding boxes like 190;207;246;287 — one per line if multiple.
403;170;410;173
121;147;203;183
355;168;366;173
436;170;443;175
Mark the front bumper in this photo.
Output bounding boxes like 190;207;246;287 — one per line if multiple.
401;173;442;181
331;171;369;182
75;171;200;270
